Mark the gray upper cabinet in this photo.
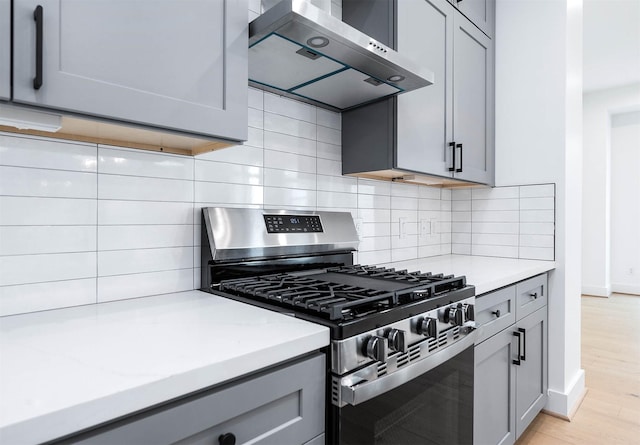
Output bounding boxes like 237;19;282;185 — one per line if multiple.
450;0;495;37
452;12;494;183
342;0;494;186
12;0;248;141
0;0;9;101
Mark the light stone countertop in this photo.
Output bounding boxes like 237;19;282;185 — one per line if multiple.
0;290;329;445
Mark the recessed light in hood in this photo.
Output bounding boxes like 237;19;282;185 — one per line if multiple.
249;0;434;112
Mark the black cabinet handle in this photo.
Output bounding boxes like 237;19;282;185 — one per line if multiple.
219;433;236;445
448;141;456;172
33;5;43;90
530;292;538;299
456;143;463;172
512;331;522;365
491;309;500;318
519;327;526;361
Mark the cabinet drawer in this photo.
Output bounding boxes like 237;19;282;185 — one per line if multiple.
475;285;516;344
64;354;325;445
516;274;548;320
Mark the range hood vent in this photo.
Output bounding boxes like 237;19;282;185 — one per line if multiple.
249;0;434;112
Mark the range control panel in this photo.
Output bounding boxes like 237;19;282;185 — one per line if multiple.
264;215;324;233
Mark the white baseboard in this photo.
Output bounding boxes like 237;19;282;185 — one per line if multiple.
545;369;586;419
581;285;611;297
611;283;640;295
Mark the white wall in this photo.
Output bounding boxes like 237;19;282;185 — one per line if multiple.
495;0;584;418
610;111;640;294
582;83;640;296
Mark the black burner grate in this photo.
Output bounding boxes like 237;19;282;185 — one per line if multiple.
220;273;399;320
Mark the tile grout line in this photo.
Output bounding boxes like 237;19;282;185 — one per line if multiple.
95;143;99;304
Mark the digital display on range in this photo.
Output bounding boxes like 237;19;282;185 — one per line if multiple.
263;215;323;233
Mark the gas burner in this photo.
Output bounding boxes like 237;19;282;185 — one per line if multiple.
220;273;399;321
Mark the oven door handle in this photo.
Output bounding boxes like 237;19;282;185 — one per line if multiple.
339;330;478;407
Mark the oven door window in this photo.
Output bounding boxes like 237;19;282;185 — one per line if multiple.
336;346;474;445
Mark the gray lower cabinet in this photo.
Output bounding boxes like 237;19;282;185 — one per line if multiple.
342;0;494;185
57;354;325;445
12;0;247;141
0;0;9;100
474;274;548;445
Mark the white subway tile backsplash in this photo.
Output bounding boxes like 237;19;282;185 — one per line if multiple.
473;210;519;223
519;184;555;198
0;197;97;225
317;190;357;208
98;225;192;251
248;107;264;129
391;182;420;198
419;245;442;258
472;198;519;211
317;108;341;130
317;158;342;177
0;278;96;316
519;246;554;261
264;131;316;157
358;194;391;210
452;200;472;211
0;226;95;256
264;168;316;190
519;197;555;210
418;186;441;200
98;247;193;277
471;222;519;235
473;233;519;246
361;222;391;238
317;126;341;146
98;201;193;225
519;234;554;248
452;211;472;222
196;145;263;167
358;236;391;252
0;166;97;199
358;179;391;196
452;244;471;255
264;112;316;139
520;222;555;235
452;222;472;233
195;182;263;205
520;210;555;222
451;189;471;200
264;150;316;174
358;250;392;266
317;174;357;193
99;174;192;203
0;134;96;171
264;93;316;124
391;196;418;211
452;233;472;244
471;186;519;200
358;208;391;222
391;246;418;262
264;187;317;208
0;252;96;286
419;198;441;212
98;146;194;180
243;126;264;148
248;87;264;110
97;269;193;303
196;160;263;185
472;244;519;258
317;142;341;161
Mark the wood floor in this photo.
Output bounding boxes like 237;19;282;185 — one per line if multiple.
516;293;640;445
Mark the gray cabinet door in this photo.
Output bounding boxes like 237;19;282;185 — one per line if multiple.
12;0;247;141
0;0;9;100
515;307;548;438
452;12;493;184
474;328;516;445
67;354;325;445
456;0;495;37
396;0;453;176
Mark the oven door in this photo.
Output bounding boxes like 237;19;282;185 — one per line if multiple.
331;345;474;445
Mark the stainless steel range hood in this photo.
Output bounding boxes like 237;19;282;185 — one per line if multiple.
249;0;434;112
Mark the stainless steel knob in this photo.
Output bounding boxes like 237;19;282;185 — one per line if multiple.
416;317;437;338
364;335;388;362
386;328;407;353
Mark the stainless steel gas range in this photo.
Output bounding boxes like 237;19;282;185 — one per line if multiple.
201;207;477;445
